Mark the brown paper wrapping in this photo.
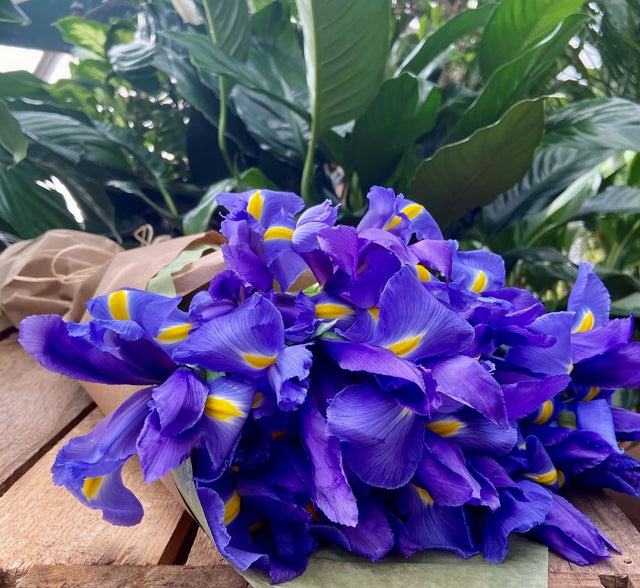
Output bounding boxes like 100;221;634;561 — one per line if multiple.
0;229;122;327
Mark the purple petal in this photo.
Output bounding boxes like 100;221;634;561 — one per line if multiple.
218;189;304;225
571;342;640;388
409;239;455;279
317;225;359;276
611;407;640;441
19;315;175;385
221;242;273;292
173;295;284;375
429;356;508;427
452;249;505;293
293;200;339;253
301;405;359;526
322;339;425;390
339;496;394;561
568;261;610;333
356;186;398;233
500;373;571;420
326;384;424;489
576;399;622;454
482;480;553;562
571;317;633;363
372;266;474;361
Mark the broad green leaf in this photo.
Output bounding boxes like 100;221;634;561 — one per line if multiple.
0;162;80;238
479;0;585;80
232;2;309;165
239;167;277;190
296;0;389;133
0;100;27;165
482;146;610;236
183;178;237;234
350;74;440;189
396;5;496;77
0;0;28;23
544;98;640;152
166;31;309;120
108;39;157;73
611;293;640;316
56;17;109;59
202;0;250;61
13;111;132;171
106;180;177;218
0;71;49;100
574;185;640;218
409;98;545;228
452;13;586;140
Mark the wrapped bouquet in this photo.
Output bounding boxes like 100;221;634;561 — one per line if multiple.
19;187;640;583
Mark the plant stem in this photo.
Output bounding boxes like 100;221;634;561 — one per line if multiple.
158;183;178;216
202;1;234;177
301;123;318;204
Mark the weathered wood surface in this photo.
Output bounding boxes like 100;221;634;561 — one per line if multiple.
0;332;94;494
2;332;640;587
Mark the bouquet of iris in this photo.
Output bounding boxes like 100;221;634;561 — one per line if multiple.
19;187;640;583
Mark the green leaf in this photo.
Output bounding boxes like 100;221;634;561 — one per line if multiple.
482;146;610;236
0;0;28;23
409;98;545;228
202;0;251;61
13;111;132;171
350;74;441;189
396;5;496;77
0;100;27;165
0;71;49;100
183;178;237;234
166;31;309;120
231;1;309;165
452;13;587;140
295;0;389;133
0;162;80;238
108;39;157;73
544;98;640;152
574;185;640;218
479;0;586;80
239;167;277;190
56;17;110;59
611;293;640;316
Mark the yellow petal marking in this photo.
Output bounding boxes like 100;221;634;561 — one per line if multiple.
425;418;464;437
252;392;264;409
384;215;403;230
557;470;565;488
271;428;287;440
471;270;487;293
573;310;594;333
156;323;192;344
224;491;241;526
243;353;277;370
415;264;431;282
385;334;421;357
533;400;554;425
108;290;130;320
315;303;355;319
304;500;320;520
204;396;243;421
413;484;434;505
401;203;424;220
583;386;600;402
82;476;103;501
525;468;558;486
247;190;264;220
367;307;380;322
264;226;294;241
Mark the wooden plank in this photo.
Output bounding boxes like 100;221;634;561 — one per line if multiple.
548;491;640;588
186;528;230;567
2;564;249;587
0;333;94;492
0;409;187;572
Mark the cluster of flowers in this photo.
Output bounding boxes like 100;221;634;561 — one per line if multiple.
19;187;640;583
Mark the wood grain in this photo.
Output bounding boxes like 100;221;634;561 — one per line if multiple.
548;491;640;588
186;528;230;567
0;333;94;492
0;409;187;572
2;564;249;587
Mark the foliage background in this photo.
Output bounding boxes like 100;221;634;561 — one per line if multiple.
2;0;640;396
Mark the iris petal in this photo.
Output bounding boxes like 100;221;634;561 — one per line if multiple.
326;385;424;488
568;262;610;332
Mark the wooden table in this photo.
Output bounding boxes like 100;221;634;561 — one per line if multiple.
2;328;640;587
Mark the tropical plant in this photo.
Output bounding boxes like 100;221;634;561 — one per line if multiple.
0;0;600;249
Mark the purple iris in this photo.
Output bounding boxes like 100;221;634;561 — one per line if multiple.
19;188;640;582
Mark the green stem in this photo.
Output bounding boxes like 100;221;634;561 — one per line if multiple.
202;1;234;177
301;123;318;204
158;183;178;217
606;219;640;269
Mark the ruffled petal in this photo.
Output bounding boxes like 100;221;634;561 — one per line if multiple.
568;261;610;333
571;342;640;388
326;384;424;489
